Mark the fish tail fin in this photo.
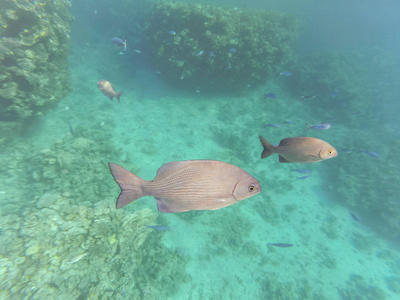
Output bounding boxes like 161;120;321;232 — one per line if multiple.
259;135;275;159
116;92;122;103
108;162;145;208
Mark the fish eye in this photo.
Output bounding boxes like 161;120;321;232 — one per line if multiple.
248;184;257;192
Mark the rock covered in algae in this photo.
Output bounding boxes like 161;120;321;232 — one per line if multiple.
144;1;298;92
0;0;73;142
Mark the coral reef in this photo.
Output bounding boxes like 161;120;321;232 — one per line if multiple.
339;274;386;300
0;128;188;299
144;1;298;92
0;0;73;140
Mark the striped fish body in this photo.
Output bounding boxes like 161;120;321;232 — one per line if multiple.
109;160;261;213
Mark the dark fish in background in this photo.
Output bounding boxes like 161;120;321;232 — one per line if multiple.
305;123;331;131
280;71;292;76
97;80;122;103
145;225;171;231
340;149;353;153
111;37;126;51
297;175;311;180
350;213;359;222
263;123;282;128
283;120;293;124
301;95;316;99
268;243;293;248
259;136;337;163
108;160;261;213
68;120;74;136
263;92;276;99
357;150;381;159
291;169;312;174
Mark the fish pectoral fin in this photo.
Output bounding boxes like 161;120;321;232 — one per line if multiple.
155;198;189;213
278;155;290;163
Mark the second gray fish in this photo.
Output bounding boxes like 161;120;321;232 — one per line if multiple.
109;160;262;213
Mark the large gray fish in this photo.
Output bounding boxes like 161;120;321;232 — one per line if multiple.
259;136;337;163
108;160;261;213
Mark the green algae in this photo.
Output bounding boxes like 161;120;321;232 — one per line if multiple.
144;1;298;92
0;0;73;142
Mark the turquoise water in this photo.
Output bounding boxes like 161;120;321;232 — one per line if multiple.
1;0;400;299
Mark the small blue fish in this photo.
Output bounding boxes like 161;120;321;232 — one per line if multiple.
350;213;359;222
268;243;293;248
300;95;316;99
263;123;281;128
358;150;381;159
68;120;74;136
291;169;312;174
280;71;292;76
209;51;214;57
145;225;171;231
168;30;176;36
297;175;311;180
195;51;204;56
263;92;276;99
305;123;331;131
111;37;126;51
340;149;353;153
228;48;237;53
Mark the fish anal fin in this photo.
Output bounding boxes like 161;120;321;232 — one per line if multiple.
108;95;114;101
279;155;291;163
155;198;188;213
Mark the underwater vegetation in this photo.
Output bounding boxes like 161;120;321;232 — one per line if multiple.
0;0;73;142
144;1;298;91
0;127;189;299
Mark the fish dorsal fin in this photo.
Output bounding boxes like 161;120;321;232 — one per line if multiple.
155;160;204;179
155;161;188;177
279;137;298;146
279;155;290;163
